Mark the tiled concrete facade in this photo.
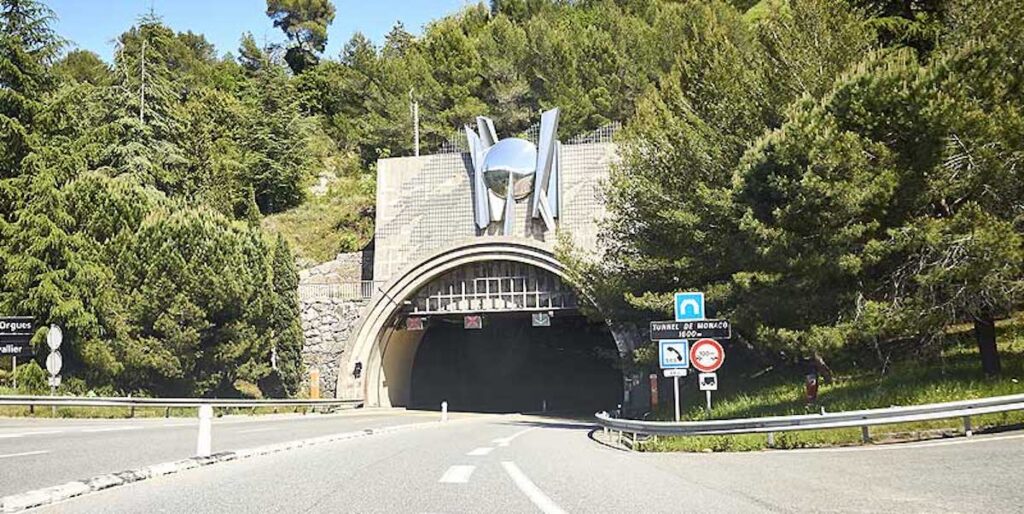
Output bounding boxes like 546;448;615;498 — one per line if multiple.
374;142;616;283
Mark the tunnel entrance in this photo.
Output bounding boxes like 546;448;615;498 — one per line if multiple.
409;312;622;413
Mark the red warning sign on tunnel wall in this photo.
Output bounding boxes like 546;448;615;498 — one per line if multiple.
464;315;482;329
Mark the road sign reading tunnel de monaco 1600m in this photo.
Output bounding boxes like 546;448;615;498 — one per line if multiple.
650;319;732;341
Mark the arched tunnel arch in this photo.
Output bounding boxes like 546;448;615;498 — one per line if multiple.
338;239;628;412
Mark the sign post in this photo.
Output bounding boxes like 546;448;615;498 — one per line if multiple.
45;325;63;402
673;374;680;421
653;293;729;418
659;340;690;421
648;373;658;410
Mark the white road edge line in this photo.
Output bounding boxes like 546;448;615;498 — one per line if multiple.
0;450;49;460
0;430;64;439
501;461;566;514
81;426;142;433
467;447;494;456
438;465;475;484
493;426;539;447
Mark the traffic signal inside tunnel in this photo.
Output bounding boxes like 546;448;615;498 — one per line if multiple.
409;313;622;413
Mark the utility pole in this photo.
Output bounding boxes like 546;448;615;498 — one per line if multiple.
139;38;146;123
410;89;419;156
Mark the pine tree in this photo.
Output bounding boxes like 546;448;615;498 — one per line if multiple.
265;0;336;74
265;235;304;396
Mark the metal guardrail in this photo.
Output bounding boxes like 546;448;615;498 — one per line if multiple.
596;393;1024;448
0;395;365;457
0;395;363;409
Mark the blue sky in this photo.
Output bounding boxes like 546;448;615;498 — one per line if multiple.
45;0;472;62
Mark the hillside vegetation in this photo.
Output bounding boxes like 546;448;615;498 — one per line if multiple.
2;0;1021;400
573;0;1024;378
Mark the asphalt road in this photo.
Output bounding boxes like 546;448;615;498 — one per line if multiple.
0;409;444;497
16;413;1024;513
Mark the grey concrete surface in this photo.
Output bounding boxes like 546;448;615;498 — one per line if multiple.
26;414;1024;513
0;409;445;497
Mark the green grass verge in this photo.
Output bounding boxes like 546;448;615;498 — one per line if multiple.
641;314;1024;452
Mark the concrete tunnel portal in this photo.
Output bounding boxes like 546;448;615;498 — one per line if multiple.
340;242;626;413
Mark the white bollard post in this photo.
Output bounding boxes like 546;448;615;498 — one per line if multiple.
542;399;547;413
441;401;448;423
196;405;213;457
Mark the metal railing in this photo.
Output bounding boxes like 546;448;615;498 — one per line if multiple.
0;395;363;409
596;393;1024;449
0;395;364;457
298;281;383;302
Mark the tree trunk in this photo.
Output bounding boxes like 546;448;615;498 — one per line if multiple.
973;312;1000;375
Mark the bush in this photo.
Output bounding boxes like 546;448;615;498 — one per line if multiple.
234;379;263;399
15;361;48;394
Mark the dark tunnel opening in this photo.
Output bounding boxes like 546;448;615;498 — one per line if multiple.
409;312;623;413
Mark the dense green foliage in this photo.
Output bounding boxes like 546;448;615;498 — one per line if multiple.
0;0;313;396
584;0;1024;374
3;0;1020;395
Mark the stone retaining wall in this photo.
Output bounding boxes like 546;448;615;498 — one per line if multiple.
300;297;367;398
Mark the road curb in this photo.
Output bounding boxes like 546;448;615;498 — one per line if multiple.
0;419;454;513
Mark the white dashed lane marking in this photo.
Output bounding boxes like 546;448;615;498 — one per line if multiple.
467;447;494;456
501;461;566;514
438;465;476;484
493;426;538;447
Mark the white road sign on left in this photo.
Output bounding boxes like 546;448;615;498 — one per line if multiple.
46;351;62;376
46;324;62;351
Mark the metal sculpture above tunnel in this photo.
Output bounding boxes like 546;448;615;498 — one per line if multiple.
465;109;561;234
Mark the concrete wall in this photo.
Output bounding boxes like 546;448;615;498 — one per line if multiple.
378;328;425;407
373;143;615;284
